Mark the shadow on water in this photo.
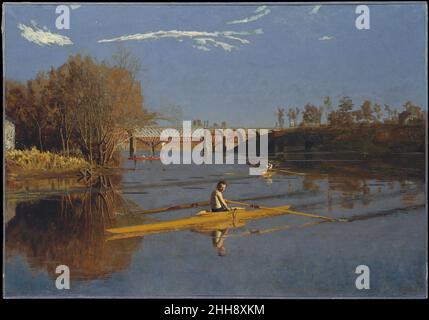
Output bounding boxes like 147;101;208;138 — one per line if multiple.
5;175;143;281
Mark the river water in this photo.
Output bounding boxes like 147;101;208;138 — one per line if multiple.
4;153;427;298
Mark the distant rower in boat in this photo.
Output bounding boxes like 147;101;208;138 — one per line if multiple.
261;162;274;176
210;181;231;212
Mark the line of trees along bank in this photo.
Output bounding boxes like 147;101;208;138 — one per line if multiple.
277;96;426;128
6;53;156;166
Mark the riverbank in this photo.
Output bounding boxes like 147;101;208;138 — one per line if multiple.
6;147;89;171
269;123;426;154
5;147;100;185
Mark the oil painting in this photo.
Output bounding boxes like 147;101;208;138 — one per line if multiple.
3;3;427;299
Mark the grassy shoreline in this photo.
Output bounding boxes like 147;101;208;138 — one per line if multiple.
6;148;92;178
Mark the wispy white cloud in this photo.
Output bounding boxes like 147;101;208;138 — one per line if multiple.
18;23;73;46
192;45;211;52
227;5;271;24
255;5;267;13
309;5;321;15
194;38;236;52
98;29;263;52
70;5;81;10
318;35;334;41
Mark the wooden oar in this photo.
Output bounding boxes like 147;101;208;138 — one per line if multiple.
227;200;338;222
227;220;325;238
134;201;210;215
128;192;294;215
274;168;307;176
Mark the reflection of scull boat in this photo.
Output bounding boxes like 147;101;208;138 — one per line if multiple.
105;205;291;241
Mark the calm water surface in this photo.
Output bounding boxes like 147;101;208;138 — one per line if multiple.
4;153;427;297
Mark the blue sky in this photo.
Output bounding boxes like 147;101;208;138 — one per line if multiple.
4;3;427;127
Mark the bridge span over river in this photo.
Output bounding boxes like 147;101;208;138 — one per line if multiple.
127;126;283;156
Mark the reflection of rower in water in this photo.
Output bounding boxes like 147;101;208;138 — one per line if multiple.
210;181;231;256
212;228;228;256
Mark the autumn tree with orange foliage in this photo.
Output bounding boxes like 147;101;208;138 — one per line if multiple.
6;52;155;166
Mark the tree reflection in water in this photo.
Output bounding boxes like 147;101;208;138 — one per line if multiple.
284;159;425;211
5;175;142;281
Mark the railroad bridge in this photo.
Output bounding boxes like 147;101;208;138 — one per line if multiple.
128;126;279;156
